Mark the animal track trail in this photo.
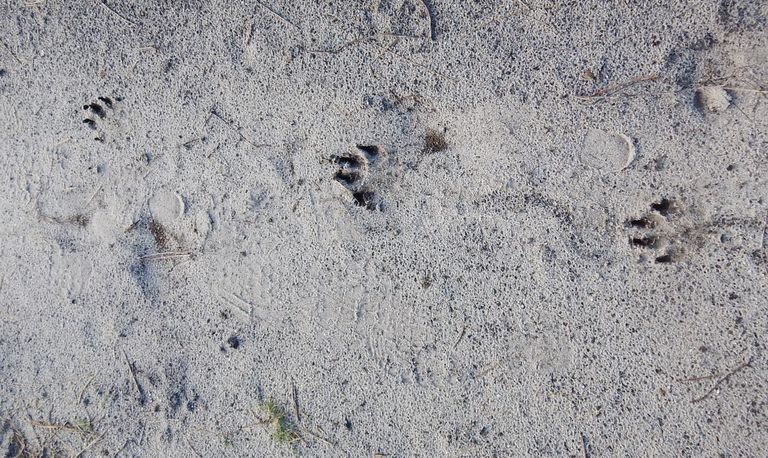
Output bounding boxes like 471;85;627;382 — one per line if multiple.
625;197;686;264
331;144;385;211
82;96;122;142
625;197;766;265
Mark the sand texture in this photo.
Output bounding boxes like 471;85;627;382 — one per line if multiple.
1;1;768;456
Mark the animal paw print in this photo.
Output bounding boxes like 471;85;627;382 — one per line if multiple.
82;96;122;142
626;197;685;263
332;144;384;211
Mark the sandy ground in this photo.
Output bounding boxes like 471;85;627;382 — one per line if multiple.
1;1;767;456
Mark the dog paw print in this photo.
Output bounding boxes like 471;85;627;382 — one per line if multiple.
332;144;384;211
82;96;122;142
625;197;686;263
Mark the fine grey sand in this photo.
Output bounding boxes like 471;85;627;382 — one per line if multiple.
1;1;767;456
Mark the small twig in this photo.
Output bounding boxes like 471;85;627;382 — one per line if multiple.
84;184;103;208
185;436;204;458
30;421;95;437
292;384;301;423
113;437;130;457
380;32;423;40
453;325;467;348
733;104;755;123
122;349;147;404
208;110;272;149
30;421;70;431
418;0;437;41
574;74;661;103
721;86;768;94
57;435;80;457
1;40;23;65
10;428;27;458
113;423;144;457
124;219;141;233
78;375;95;404
169;258;193;273
302;427;334;446
581;433;589;458
97;0;139;26
255;0;299;31
74;432;105;458
139;251;193;261
691;358;752;403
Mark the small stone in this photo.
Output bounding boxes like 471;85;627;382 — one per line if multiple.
694;86;731;113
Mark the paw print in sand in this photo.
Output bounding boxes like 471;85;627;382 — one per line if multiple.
332;144;385;211
82;96;122;142
626;197;685;263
